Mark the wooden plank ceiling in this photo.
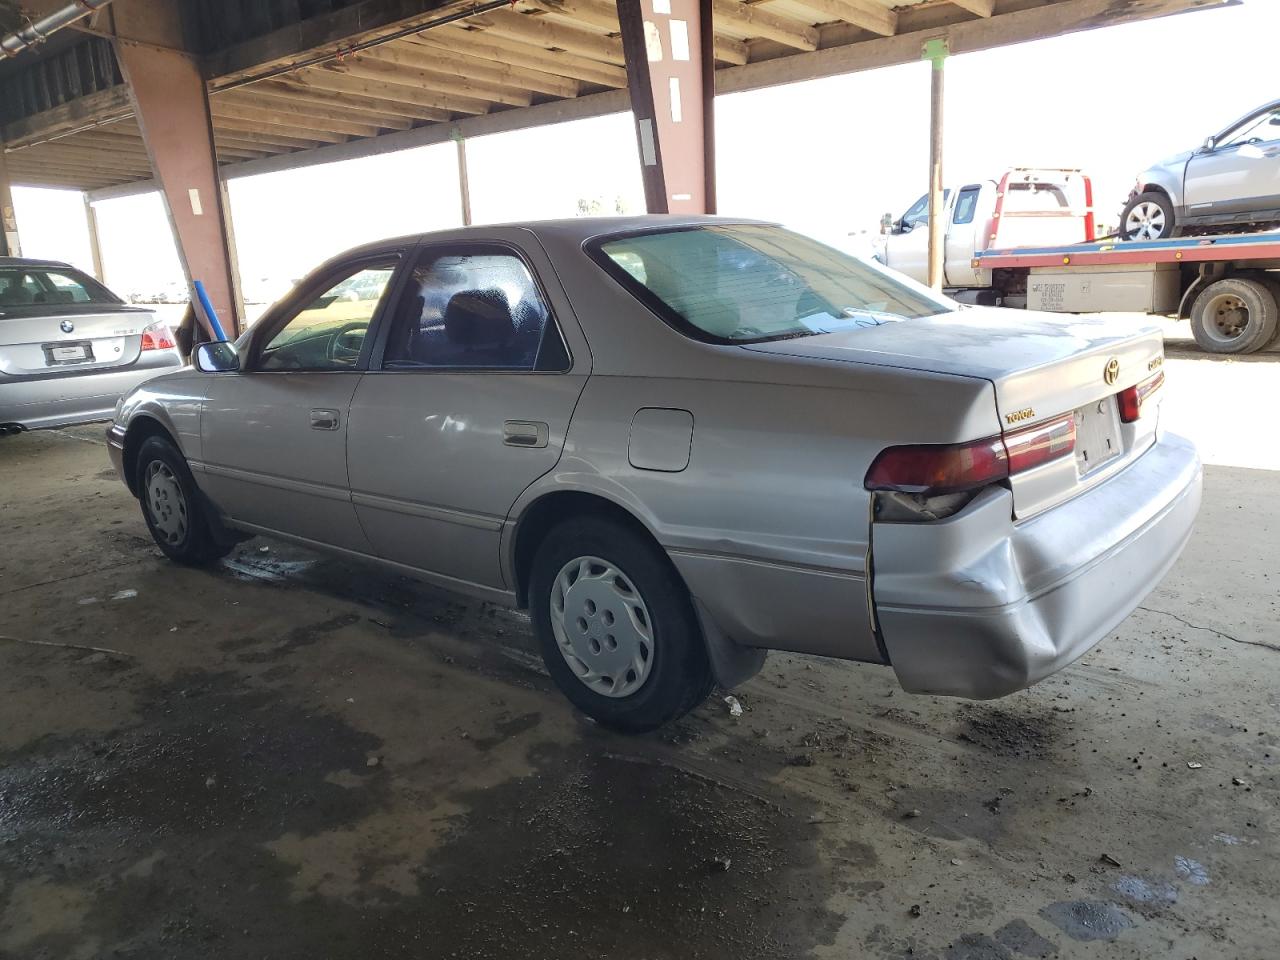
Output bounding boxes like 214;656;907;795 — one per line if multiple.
0;0;1199;190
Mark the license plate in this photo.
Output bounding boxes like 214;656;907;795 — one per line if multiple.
1075;397;1122;477
50;344;88;362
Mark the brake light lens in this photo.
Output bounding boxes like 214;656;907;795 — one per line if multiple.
140;321;176;351
1118;370;1164;423
1003;414;1077;474
865;414;1076;496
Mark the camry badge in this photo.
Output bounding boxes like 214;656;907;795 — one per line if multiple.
60;319;75;334
1103;357;1120;385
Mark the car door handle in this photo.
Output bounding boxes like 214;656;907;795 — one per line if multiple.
310;408;341;431
503;420;548;448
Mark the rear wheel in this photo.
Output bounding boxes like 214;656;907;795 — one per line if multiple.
1189;277;1279;355
529;516;713;733
1121;192;1176;241
136;435;232;565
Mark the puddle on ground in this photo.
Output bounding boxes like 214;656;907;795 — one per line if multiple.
1112;874;1178;905
1174;855;1211;886
1038;900;1134;942
0;666;845;959
993;919;1058;958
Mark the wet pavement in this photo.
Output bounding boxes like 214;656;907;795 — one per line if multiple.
2;346;1279;959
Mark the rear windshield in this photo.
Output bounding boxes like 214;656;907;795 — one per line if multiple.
0;265;122;316
589;224;951;344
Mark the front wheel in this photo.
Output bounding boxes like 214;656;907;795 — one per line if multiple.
1121;192;1176;241
136;435;233;565
529;516;713;733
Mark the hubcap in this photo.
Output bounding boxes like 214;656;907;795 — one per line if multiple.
549;556;654;698
145;460;188;545
1125;201;1167;240
1205;293;1250;342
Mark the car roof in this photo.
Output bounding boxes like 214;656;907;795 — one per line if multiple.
321;215;776;274
0;256;73;270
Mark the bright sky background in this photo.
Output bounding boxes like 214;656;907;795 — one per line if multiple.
10;0;1271;299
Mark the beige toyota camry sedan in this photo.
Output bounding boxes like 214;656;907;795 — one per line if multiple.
108;217;1202;731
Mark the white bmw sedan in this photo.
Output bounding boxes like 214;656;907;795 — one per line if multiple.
108;217;1202;731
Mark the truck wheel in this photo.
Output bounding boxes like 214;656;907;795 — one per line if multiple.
1254;276;1280;351
1189;278;1279;354
528;516;713;733
1121;192;1176;241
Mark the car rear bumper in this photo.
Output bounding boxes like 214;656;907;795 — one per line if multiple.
0;354;181;430
871;430;1202;699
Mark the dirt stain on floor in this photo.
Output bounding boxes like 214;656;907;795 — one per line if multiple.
0;665;844;960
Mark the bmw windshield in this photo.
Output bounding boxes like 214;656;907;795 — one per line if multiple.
590;224;953;344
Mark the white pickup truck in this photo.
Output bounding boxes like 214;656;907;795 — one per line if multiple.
876;168;1097;306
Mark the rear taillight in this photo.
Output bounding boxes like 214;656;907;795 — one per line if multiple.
1118;370;1164;423
140;321;176;351
865;414;1076;496
1002;414;1077;474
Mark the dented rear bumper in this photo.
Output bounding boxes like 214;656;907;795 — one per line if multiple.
872;431;1202;699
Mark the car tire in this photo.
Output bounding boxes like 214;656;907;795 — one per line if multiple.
1189;277;1279;355
1121;192;1176;241
135;435;232;566
1253;275;1280;351
528;516;714;733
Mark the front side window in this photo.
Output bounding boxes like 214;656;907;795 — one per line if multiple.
1220;107;1280;149
901;190;950;228
591;224;951;344
258;264;395;371
383;246;565;371
0;266;118;312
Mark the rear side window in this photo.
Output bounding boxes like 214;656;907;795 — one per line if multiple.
383;246;567;371
952;186;981;225
0;266;119;311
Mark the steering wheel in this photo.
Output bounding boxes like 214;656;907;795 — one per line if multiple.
327;322;367;364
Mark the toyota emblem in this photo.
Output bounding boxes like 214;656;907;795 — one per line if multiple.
60;319;75;334
1103;357;1120;385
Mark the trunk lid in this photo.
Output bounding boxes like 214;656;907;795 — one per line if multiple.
745;307;1165;517
0;305;155;377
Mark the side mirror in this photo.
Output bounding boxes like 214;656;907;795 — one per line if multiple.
1202;135;1216;152
880;212;894;234
194;341;239;373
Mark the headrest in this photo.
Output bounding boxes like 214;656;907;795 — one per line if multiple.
443;289;514;348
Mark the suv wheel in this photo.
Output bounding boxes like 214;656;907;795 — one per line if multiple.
1121;192;1176;241
529;516;713;733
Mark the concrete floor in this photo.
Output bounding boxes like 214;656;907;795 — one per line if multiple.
1;326;1277;960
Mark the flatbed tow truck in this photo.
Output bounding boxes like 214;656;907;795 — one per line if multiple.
879;169;1280;355
977;230;1280;355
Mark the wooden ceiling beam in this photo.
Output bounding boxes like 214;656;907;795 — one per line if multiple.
948;0;994;16
322;60;496;114
771;0;896;35
210;100;381;140
246;79;424;127
352;48;535;107
211;115;344;147
381;37;580;99
436;26;628;87
281;70;453;122
466;9;625;65
217;88;416;132
713;0;817;50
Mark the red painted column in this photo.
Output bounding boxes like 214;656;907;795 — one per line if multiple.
617;0;716;215
113;39;243;335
